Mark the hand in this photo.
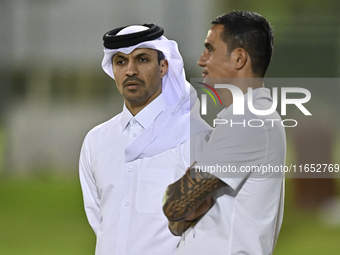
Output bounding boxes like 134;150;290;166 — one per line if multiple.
168;196;214;236
168;220;193;236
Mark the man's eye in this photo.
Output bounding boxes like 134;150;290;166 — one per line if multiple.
116;60;125;65
140;57;148;62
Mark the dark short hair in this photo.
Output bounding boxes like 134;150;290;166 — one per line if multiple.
212;11;274;77
157;50;165;65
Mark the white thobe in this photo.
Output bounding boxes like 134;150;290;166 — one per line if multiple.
80;93;210;255
177;88;286;255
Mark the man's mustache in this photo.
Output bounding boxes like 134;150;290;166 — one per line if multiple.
123;77;145;87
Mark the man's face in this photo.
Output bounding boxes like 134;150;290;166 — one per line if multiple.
197;24;235;80
112;48;167;108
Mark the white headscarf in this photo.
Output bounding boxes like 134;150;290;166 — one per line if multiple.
101;25;211;162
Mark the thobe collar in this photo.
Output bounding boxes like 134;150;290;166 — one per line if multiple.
120;93;168;132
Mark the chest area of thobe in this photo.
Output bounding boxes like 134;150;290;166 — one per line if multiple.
91;135;190;209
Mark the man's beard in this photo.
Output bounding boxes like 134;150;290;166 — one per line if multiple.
123;89;150;105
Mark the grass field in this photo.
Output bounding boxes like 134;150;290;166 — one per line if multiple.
0;177;96;255
275;179;340;255
1;176;340;254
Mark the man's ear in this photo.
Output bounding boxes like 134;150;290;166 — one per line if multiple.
160;59;169;78
232;48;248;70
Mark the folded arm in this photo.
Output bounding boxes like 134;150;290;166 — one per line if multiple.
163;167;227;236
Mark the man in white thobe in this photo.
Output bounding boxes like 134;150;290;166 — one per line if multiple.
79;24;211;255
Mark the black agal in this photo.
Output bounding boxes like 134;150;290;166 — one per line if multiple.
103;23;164;49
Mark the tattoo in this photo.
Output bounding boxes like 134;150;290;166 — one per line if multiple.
167;220;194;236
163;168;227;222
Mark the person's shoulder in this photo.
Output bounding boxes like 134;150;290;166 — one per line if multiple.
192;129;212;143
80;113;123;155
86;112;122;138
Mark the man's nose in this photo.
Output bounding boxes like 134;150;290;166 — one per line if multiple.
125;61;138;76
197;51;207;67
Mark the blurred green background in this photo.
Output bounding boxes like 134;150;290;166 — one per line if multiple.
1;0;340;254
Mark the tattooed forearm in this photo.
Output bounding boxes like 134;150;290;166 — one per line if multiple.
163;167;227;222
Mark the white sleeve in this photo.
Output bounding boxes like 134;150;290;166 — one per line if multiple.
196;115;267;192
79;134;101;235
173;130;212;171
190;130;212;163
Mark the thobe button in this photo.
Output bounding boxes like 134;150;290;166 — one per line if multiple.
128;168;132;173
132;119;137;124
133;134;137;138
125;202;129;207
